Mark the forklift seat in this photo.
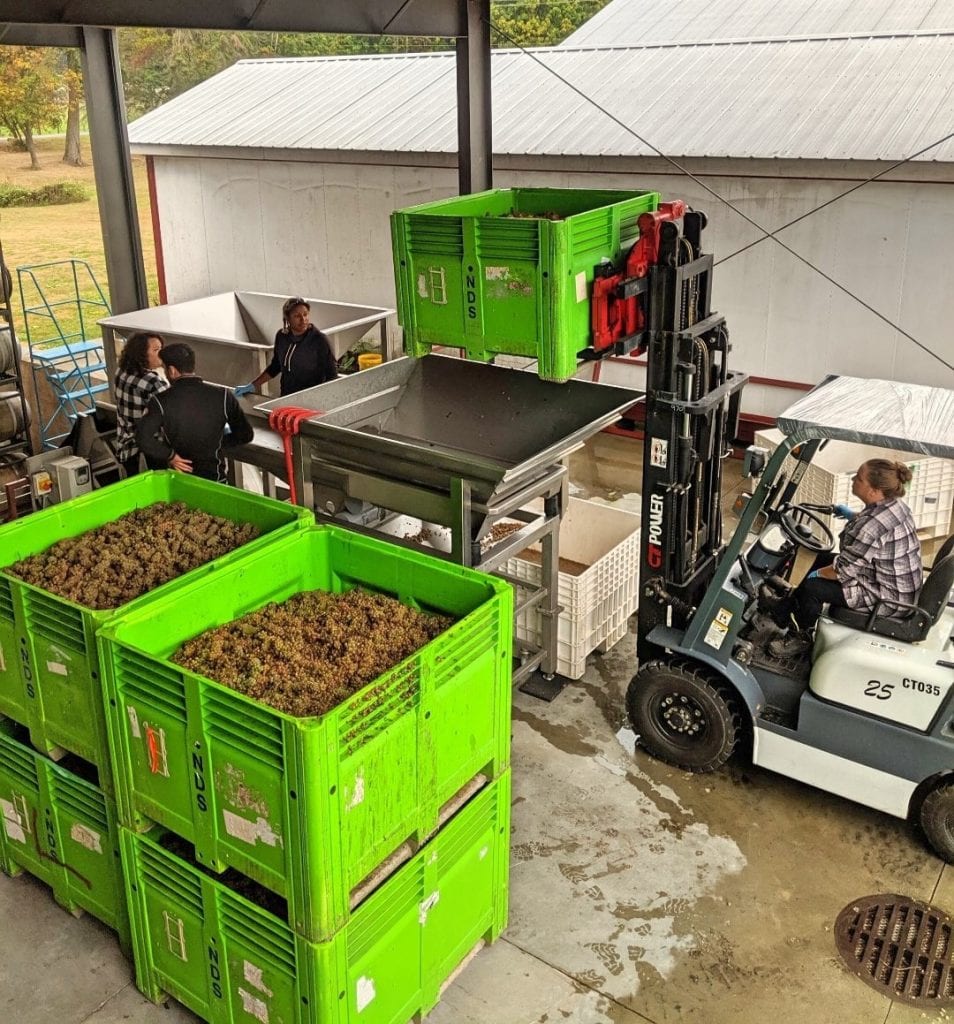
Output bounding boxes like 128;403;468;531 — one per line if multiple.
828;546;954;643
933;532;954;568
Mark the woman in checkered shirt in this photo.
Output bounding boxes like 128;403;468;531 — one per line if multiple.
770;459;923;657
114;332;169;477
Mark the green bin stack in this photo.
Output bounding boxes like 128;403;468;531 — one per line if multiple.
99;524;514;1023
0;719;130;952
391;186;660;382
0;472;313;969
0;471;312;779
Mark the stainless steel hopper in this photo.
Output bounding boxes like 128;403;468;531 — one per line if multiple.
99;291;394;393
254;354;642;531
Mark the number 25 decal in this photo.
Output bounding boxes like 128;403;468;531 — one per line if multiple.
864;680;895;701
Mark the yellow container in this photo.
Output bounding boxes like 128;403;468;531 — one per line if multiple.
357;353;382;370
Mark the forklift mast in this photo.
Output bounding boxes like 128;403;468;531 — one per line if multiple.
630;211;747;660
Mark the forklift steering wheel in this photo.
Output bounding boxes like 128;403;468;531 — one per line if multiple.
776;502;835;554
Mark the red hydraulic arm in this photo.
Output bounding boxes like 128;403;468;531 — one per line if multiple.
591;200;687;354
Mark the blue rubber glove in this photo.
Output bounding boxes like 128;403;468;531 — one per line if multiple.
807;569;821;579
833;503;856;520
233;383;255;398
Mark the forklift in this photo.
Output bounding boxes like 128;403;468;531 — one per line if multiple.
597;208;954;861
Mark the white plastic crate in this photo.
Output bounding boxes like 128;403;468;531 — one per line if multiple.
753;429;954;540
502;497;641;679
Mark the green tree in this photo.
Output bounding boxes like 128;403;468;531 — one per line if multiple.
63;49;85;166
0;47;61;169
118;29;260;118
490;1;612;47
117;4;614;119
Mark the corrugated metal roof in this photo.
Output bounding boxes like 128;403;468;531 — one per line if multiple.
563;0;954;45
128;34;954;162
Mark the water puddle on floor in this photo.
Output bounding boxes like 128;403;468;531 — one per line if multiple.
509;676;747;1007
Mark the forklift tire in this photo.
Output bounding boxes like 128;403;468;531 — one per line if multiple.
918;783;954;863
626;659;741;773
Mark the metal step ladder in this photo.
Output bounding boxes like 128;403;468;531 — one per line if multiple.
17;259;111;449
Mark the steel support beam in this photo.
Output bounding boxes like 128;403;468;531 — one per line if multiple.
456;0;492;194
80;27;148;314
0;23;82;46
0;2;466;36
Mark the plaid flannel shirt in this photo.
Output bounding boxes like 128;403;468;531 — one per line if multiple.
834;498;922;613
114;368;169;461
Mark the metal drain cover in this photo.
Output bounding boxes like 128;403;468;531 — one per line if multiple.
835;894;954;1006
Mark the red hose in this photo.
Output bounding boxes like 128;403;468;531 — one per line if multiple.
267;406;322;506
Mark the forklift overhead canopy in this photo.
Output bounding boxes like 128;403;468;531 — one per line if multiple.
776;375;954;460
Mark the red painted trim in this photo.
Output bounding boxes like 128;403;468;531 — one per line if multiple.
146;156;167;305
600;354;813;392
603;411;775;457
747;375;813;391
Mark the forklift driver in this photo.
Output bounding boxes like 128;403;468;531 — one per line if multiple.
768;459;922;658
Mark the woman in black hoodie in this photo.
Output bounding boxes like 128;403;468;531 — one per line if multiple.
235;296;338;398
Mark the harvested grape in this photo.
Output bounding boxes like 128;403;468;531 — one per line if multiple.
8;501;259;610
172;588;454;718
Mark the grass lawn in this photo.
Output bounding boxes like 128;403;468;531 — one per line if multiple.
0;134;159;346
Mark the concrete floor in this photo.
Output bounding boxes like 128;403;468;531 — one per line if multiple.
3;433;954;1024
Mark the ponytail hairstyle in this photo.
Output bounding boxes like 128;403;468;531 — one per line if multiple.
862;459;912;499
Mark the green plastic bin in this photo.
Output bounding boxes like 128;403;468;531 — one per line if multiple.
123;772;510;1023
391;186;660;382
0;471;312;776
101;525;512;942
0;720;130;953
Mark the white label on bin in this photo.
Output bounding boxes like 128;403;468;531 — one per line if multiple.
127;705;141;738
484;266;509;280
575;271;587;302
346;773;365;811
238;988;269;1023
0;640;5;672
70;823;102;854
356;976;376;1012
243;960;273;997
45;643;71;676
223;810;282;848
419;890;440;925
162;911;188;960
0;798;25;844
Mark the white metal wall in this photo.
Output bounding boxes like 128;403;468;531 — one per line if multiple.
151;155;954;416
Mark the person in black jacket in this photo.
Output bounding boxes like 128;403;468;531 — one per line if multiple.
137;343;254;483
234;296;338;398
